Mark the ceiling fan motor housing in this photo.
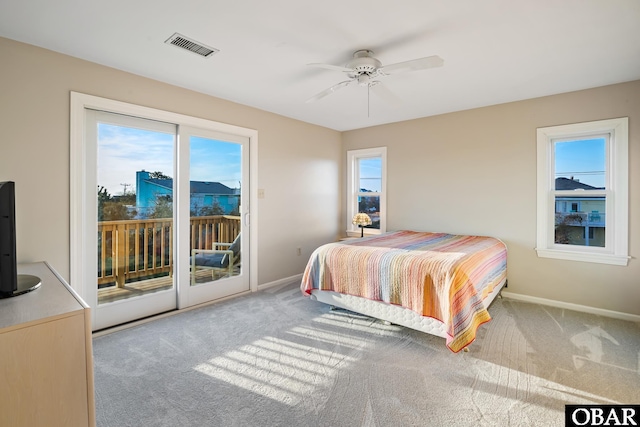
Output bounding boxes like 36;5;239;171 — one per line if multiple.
347;50;381;77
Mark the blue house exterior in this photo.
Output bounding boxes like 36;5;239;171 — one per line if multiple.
136;170;239;218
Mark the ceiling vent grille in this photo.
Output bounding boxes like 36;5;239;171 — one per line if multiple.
165;33;219;58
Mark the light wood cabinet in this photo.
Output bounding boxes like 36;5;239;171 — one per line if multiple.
0;262;95;427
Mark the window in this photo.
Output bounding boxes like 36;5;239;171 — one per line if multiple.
536;118;628;265
347;147;386;236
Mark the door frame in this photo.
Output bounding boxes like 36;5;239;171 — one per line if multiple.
70;92;258;328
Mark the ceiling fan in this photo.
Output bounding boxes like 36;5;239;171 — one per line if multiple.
306;49;444;106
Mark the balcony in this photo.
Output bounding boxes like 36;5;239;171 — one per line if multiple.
555;211;605;227
97;215;240;304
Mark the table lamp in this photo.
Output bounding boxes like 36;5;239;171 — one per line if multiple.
352;213;372;237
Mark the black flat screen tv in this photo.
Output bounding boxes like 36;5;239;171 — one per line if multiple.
0;181;18;296
0;181;40;298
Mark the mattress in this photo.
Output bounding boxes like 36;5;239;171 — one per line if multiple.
309;276;506;342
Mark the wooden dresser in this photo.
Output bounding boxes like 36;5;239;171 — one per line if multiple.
0;262;95;427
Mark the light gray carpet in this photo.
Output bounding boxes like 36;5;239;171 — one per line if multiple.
93;282;640;427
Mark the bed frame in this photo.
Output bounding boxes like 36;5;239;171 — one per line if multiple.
309;278;507;344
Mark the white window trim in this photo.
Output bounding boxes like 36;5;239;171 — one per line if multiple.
346;147;387;236
535;117;628;266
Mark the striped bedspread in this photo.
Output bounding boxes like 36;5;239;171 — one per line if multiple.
301;230;507;352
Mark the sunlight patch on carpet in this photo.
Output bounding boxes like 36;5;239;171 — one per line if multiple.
193;312;381;405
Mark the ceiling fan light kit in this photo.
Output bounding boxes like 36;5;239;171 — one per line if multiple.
306;49;444;110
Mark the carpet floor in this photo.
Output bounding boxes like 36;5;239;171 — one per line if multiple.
93;281;640;426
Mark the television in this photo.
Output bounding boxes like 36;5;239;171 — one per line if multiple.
0;181;40;298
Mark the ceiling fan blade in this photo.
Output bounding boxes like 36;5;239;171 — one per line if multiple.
378;55;444;75
306;80;352;103
307;63;354;73
370;82;402;107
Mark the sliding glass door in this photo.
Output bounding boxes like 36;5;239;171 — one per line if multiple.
177;126;249;307
86;110;178;330
79;106;251;331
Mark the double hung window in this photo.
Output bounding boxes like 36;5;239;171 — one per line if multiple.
536;118;628;265
347;147;386;236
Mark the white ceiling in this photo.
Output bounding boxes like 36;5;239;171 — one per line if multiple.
1;1;639;131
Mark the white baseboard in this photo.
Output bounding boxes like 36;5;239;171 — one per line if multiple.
501;291;640;323
258;273;302;291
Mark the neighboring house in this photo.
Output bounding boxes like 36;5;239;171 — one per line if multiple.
136;170;239;218
554;177;605;247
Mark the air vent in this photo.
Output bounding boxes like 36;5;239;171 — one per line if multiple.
165;33;219;58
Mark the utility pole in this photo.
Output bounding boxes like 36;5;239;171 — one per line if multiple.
120;183;131;195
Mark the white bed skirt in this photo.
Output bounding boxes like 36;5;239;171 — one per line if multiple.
309;278;507;340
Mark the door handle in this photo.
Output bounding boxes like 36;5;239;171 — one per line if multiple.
244;213;250;227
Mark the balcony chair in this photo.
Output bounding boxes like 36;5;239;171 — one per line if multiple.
191;233;241;284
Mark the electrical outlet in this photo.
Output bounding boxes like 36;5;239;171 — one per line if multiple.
296;247;302;256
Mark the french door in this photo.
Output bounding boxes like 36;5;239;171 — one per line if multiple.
74;96;252;331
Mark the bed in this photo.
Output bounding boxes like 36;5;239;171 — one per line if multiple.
300;230;507;352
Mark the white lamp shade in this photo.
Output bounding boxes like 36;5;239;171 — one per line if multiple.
352;213;372;226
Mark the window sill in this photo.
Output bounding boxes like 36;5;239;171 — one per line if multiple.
535;248;629;266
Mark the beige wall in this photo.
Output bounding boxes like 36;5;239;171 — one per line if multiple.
343;80;640;316
2;36;637;317
0;37;342;287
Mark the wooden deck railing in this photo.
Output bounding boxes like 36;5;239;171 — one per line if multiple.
555;211;606;227
98;215;241;287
